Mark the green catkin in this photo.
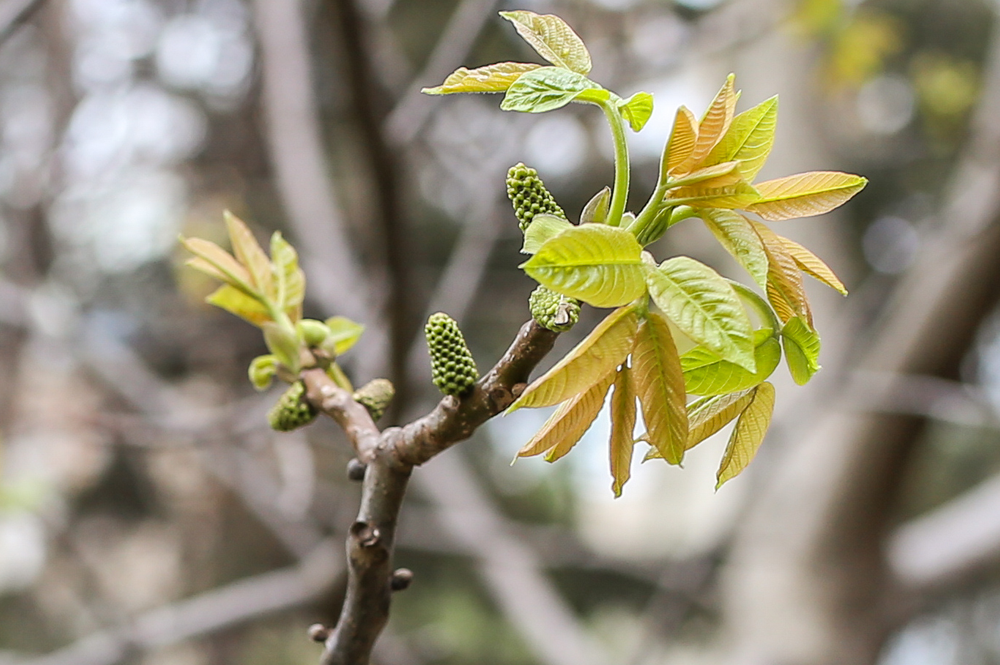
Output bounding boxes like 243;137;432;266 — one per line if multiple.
353;379;395;422
268;381;318;432
529;286;581;332
506;163;566;233
425;313;479;396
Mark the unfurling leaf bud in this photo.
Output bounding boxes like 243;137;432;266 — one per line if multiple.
425;313;479;396
268;381;318;432
353;378;395;422
248;354;278;391
298;319;331;348
506;163;566;233
529;286;580;332
263;321;302;374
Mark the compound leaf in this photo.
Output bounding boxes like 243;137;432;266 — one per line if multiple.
225;211;274;300
682;332;781;395
781;316;821;384
748;171;867;221
666;181;761;210
646;257;756;372
701;209;768;289
667;161;744;189
522;214;574;254
422;62;541;94
609;364;638;496
501;66;601;114
644;388;754;460
181;237;254;295
778;235;848;295
270;232;305;322
705;96;778;180
619;91;654;132
324;316;365;356
206;284;272;327
521;224;648;307
662;106;699;178
517;371;614;459
632;313;688;465
751;220;812;326
509;306;638;411
683;74;737;171
717;382;775;487
500;10;592;75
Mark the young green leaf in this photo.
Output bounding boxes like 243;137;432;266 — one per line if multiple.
609;365;638;496
225;211;274;300
263;321;301;374
517;370;615;458
665;181;761;210
521;224;648;307
778;236;848;295
644;388;754;460
701;209;768;289
508;306;638;411
747;171;868;221
270;232;305;322
499;10;593;75
662;106;698;178
646;257;756;372
500;66;602;113
781;316;821;384
581;186;611;224
422;62;541;94
682;74;737;172
704;96;778;180
522;214;574;254
181;237;255;295
206;284;272;327
632;313;688;465
618;91;654;132
324;316;365;356
716;382;775;488
681;332;780;395
751;220;812;326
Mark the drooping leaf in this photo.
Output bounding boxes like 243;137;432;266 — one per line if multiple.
646;387;755;460
522;214;574;254
324;316;365;356
704;96;778;180
509;306;638;411
609;364;638;496
781;316;821;384
619;91;654;132
521;224;648;307
270;232;305;322
581;187;611;224
748;171;868;221
206;284;272;326
646;257;756;372
751;220;812;326
500;66;602;113
422;62;542;94
181;237;254;295
701;209;768;289
662;106;698;178
681;331;781;395
717;382;775;488
500;10;593;75
225;211;274;299
778;236;848;295
666;181;761;210
682;74;738;172
632;313;688;465
517;371;614;458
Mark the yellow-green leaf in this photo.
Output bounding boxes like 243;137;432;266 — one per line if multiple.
206;284;272;326
609;364;637;496
778;236;848;295
681;331;781;396
662;106;698;178
619;91;654;132
717;382;775;488
632;313;688;465
682;74;737;172
751;220;812;326
509;306;638;412
666;161;744;190
500;66;602;113
781;316;821;384
581;187;611;224
646;257;756;372
701;209;768;289
666;181;761;210
324;316;365;356
687;389;756;451
421;62;541;94
270;232;305;322
225;211;274;299
263;321;301;374
181;237;254;295
521;224;648;308
517;371;614;459
500;10;592;75
522;214;573;254
747;171;867;221
705;96;778;180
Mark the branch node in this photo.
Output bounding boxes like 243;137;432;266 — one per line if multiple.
308;624;332;643
350;521;381;548
390;568;414;591
511;382;527;398
347;458;367;481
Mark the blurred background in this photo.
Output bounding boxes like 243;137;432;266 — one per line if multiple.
1;0;999;663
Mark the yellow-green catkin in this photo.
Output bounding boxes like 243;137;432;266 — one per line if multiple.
506;163;566;233
268;381;318;431
425;313;479;396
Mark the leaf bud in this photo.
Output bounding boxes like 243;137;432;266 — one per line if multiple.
352;378;395;422
297;319;331;348
248;354;278;391
263;321;302;374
